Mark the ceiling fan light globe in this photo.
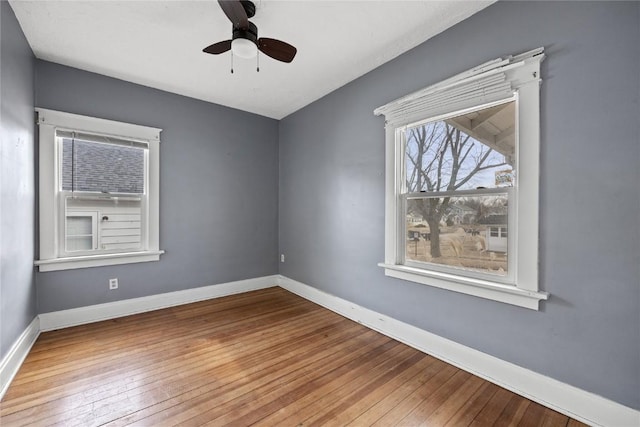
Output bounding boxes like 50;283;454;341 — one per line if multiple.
231;38;257;59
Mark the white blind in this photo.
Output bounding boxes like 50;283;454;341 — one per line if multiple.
385;73;513;122
377;73;513;126
56;130;148;150
374;48;544;126
58;131;146;195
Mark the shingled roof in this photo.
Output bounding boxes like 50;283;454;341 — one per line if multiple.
61;139;144;194
477;214;507;225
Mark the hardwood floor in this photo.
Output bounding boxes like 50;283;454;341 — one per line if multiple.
1;288;586;426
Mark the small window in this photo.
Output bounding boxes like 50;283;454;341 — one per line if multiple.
375;48;548;309
35;109;164;271
65;212;97;252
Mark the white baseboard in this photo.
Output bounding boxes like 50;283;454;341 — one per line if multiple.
5;274;637;426
39;275;278;331
277;275;640;427
2;276;277;399
0;316;40;401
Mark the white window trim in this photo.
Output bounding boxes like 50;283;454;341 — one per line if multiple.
374;48;548;310
35;108;164;272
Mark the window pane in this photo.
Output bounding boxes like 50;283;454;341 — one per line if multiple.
404;101;515;192
66;216;93;252
61;138;145;194
66;236;92;251
67;215;92;235
406;193;508;276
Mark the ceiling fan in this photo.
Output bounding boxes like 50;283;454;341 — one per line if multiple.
203;0;297;70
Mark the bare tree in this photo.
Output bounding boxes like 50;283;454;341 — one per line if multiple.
406;121;506;258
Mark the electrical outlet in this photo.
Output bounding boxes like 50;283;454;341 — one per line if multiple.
109;278;118;290
280;254;285;263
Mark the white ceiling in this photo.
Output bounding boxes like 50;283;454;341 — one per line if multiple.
9;0;494;120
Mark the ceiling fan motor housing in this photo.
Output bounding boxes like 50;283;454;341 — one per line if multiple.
233;21;258;45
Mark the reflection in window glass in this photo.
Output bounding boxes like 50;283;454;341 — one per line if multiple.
406;194;508;276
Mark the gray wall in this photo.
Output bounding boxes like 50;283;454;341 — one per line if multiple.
0;1;37;361
35;61;279;313
4;0;638;412
279;1;640;409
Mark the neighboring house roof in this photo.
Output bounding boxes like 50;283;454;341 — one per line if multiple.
444;101;516;164
478;214;508;225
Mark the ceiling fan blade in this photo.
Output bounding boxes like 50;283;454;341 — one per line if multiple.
218;0;249;30
258;38;297;63
203;40;232;54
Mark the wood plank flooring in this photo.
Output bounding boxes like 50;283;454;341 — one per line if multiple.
0;288;587;426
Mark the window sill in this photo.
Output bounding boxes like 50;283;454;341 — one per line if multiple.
35;250;165;272
378;263;548;310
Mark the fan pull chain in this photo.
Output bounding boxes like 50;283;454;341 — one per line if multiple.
230;52;234;74
256;52;260;72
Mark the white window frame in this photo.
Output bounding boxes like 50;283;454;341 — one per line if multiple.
374;48;548;310
35;108;164;271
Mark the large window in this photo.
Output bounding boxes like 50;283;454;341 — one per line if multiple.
36;109;163;271
375;48;548;309
59;133;146;256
